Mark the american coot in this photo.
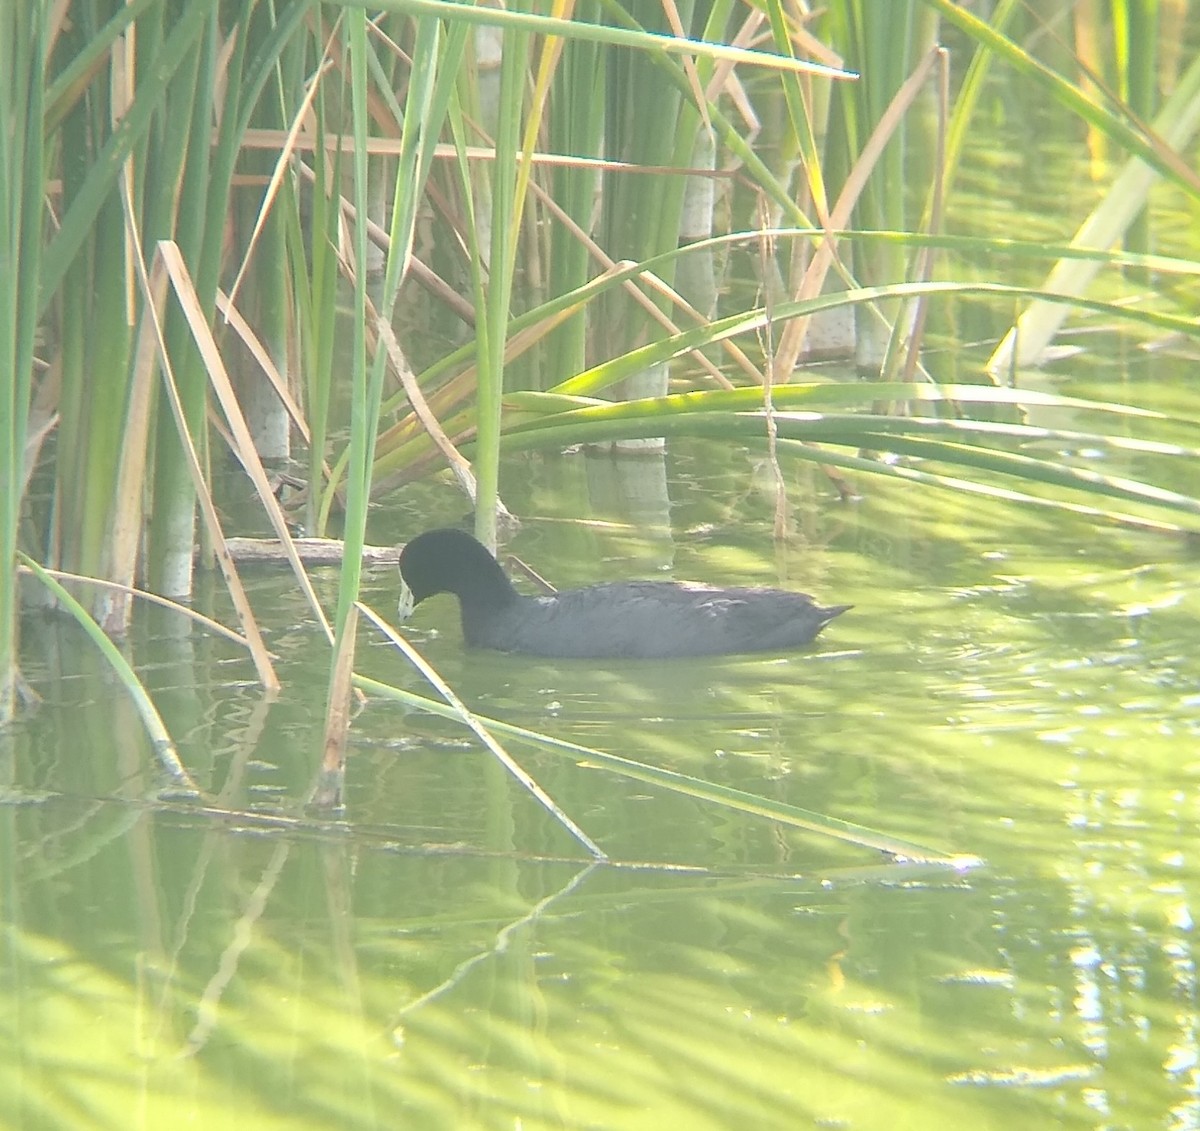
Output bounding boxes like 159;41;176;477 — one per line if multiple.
397;528;850;660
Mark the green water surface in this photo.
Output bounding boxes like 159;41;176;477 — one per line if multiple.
6;38;1200;1130
4;387;1198;1129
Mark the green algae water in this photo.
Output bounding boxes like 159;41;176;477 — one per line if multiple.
6;34;1200;1131
4;384;1198;1128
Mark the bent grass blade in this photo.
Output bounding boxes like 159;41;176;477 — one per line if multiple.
18;554;200;796
351;670;966;865
358;603;608;861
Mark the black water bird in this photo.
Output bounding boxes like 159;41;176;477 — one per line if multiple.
396;528;849;660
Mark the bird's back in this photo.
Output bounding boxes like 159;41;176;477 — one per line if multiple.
465;580;848;659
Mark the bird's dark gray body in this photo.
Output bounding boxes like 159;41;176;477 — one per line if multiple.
398;528;849;660
460;580;847;658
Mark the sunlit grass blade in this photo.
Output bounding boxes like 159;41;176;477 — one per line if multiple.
372;219;1200;452
989;49;1200;373
493;363;1200;525
768;435;1195;537
352;674;965;863
497;404;1200;523
344;0;856;79
506;381;1180;423
369;234;1200;486
926;0;1200;198
551;280;1200;399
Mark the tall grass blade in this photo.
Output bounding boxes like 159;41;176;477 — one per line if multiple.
0;5;46;720
38;4;213;310
474;21;533;546
314;8;376;805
